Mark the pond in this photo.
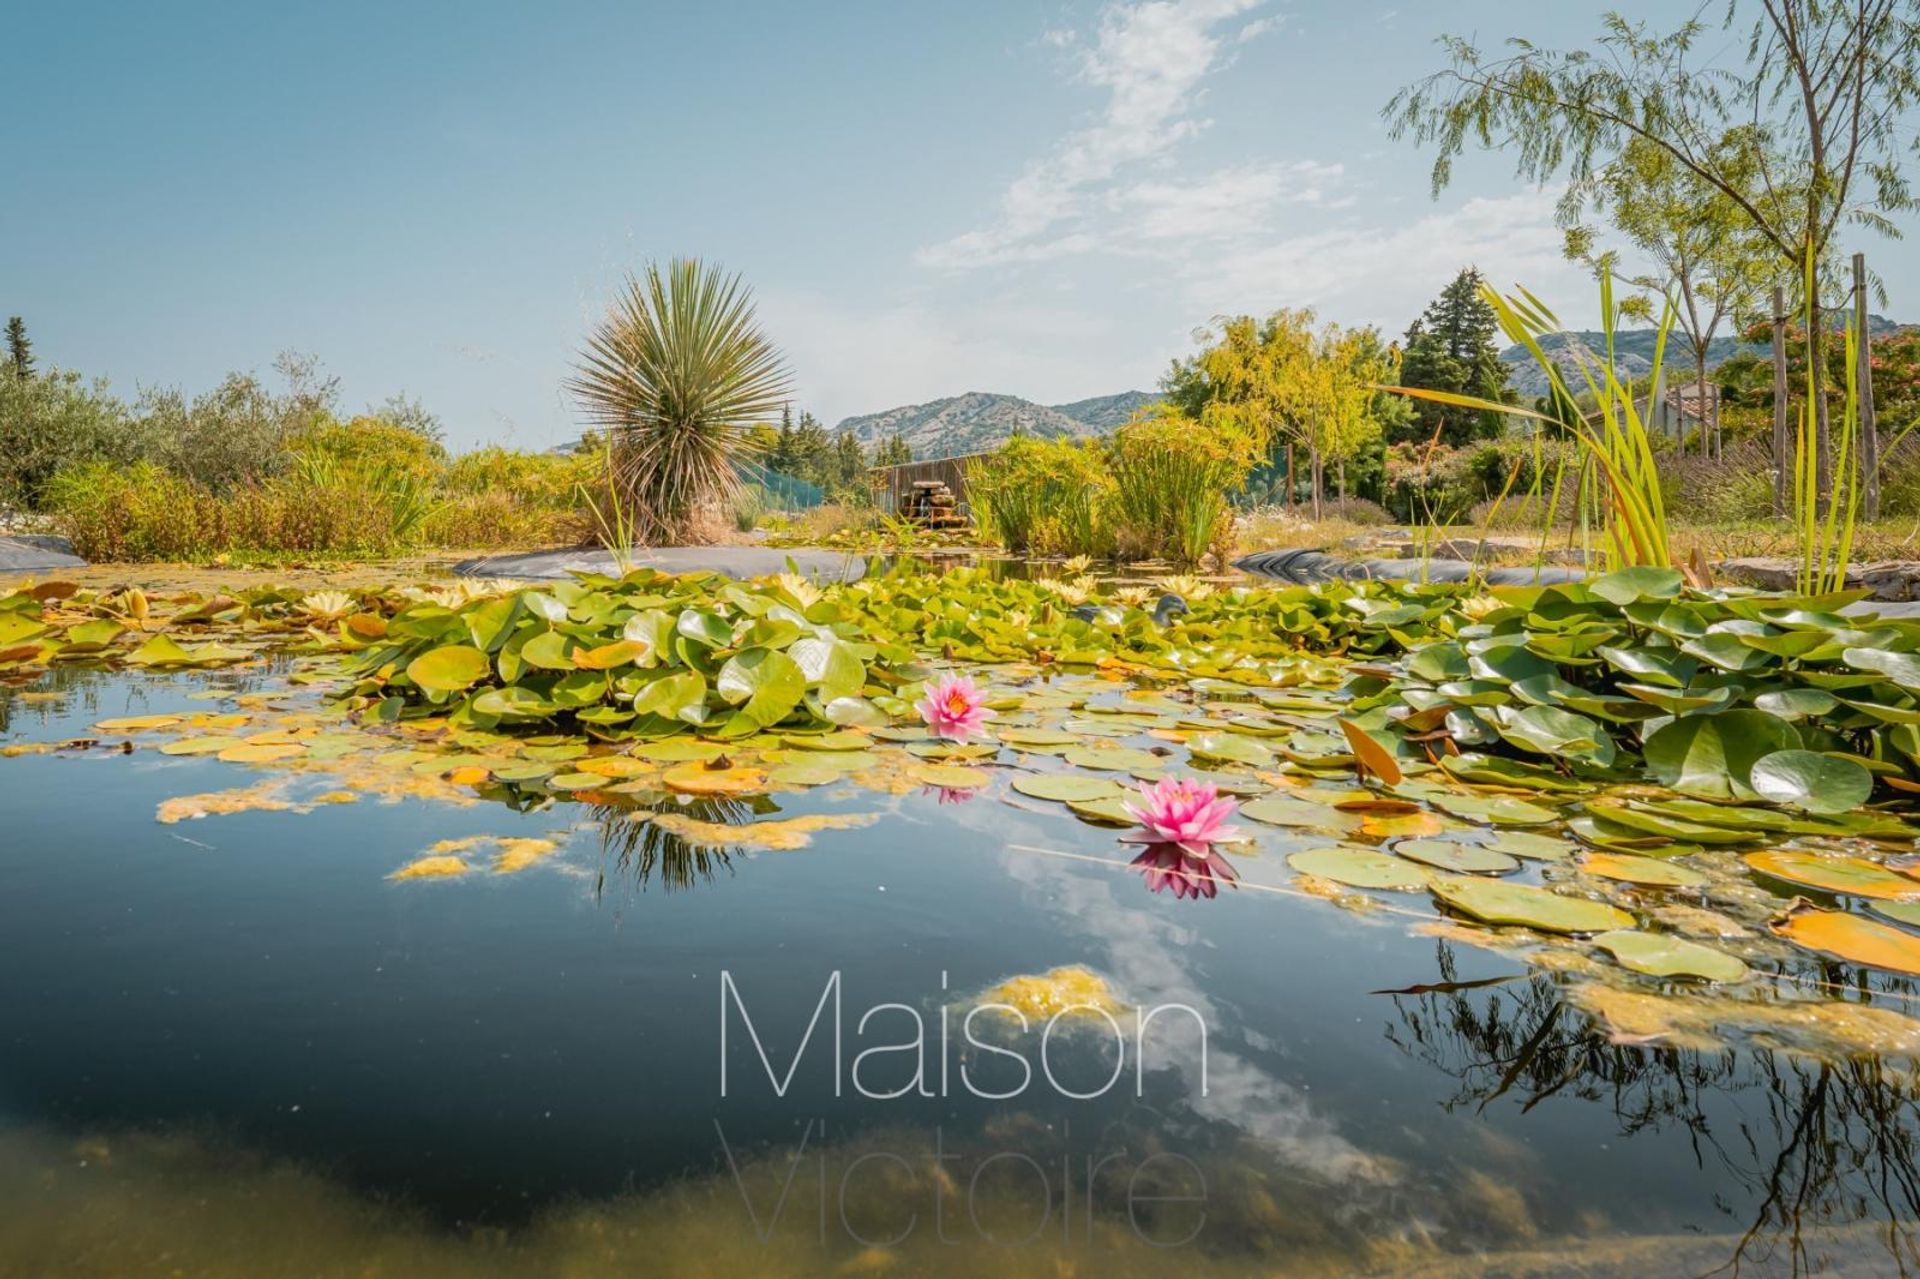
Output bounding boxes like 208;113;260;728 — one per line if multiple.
3;650;1919;1278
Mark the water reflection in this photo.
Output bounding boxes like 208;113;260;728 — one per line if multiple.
1386;941;1920;1276
1130;843;1240;900
590;797;759;894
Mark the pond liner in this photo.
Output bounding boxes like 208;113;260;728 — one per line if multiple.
0;534;86;573
1233;546;1585;587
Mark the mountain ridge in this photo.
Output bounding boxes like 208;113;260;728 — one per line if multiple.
835;390;1158;460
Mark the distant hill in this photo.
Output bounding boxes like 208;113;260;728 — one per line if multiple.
835;390;1158;460
1498;316;1906;400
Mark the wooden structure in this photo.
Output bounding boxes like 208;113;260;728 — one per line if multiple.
870;454;984;519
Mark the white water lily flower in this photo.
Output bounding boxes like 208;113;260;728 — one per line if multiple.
1155;574;1214;601
774;572;821;608
300;590;356;620
1113;586;1151;607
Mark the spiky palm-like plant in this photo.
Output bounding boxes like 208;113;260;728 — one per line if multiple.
569;259;791;545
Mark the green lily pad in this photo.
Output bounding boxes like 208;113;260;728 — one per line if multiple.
1240;793;1350;830
1063;745;1161;772
1592;930;1749;982
1426;792;1557;826
1010;773;1127;803
1394;838;1519;875
1488;830;1577;861
1427;875;1635;934
1287;846;1429;891
1747;749;1874;815
1643;710;1800;800
1067;795;1140;826
1185;732;1275;768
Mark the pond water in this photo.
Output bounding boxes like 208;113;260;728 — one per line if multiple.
2;667;1917;1277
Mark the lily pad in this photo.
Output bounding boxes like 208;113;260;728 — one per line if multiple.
1427;875;1635;934
1394;838;1519;875
1580;852;1707;888
1010;773;1127;803
1643;710;1800;800
1288;846;1428;891
1063;745;1161;772
1744;849;1920;901
1592;930;1749;982
912;763;991;789
1771;902;1920;976
1747;749;1874;815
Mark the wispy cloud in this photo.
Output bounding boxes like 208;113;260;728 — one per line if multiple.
918;0;1266;269
1175;189;1590;331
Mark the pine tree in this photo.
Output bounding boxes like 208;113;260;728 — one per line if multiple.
875;433;912;466
5;317;31;378
1396;269;1511;445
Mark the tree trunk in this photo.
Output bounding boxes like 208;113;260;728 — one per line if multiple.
1772;286;1790;519
1856;252;1881;521
1695;351;1710;460
1310;444;1324;521
1337;458;1347;500
1283;443;1294;508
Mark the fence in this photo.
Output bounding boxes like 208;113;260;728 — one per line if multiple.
869;454;985;513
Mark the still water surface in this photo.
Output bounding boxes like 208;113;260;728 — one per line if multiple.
0;670;1916;1276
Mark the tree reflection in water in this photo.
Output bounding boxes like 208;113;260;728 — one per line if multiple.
1384;941;1920;1276
588;795;785;896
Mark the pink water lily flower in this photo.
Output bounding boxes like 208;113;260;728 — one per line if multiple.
1131;845;1240;900
916;673;993;739
1121;777;1239;855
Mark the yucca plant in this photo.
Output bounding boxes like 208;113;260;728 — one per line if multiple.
569;258;792;545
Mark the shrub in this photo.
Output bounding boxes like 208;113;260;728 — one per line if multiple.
968;437;1113;558
1105;411;1254;567
0;369;135;511
46;458;412;562
291;417;446;483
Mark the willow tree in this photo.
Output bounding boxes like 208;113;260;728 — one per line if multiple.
570;259;792;545
1564;136;1775;458
1164;310;1392;518
1387;0;1920;496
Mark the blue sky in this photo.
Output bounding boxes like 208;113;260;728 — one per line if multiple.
8;1;1916;450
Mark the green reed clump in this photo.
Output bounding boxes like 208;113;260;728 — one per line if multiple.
967;436;1113;558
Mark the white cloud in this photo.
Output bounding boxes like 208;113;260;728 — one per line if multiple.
1175;189;1596;332
1116;160;1346;240
918;0;1265;269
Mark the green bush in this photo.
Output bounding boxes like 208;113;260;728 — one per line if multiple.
968;437;1113;558
0;369;135;511
1105;412;1254;567
46;459;411;562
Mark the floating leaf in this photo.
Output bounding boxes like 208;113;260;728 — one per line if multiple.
1288;846;1428;891
1580;852;1707;888
1771;902;1920;975
1185;732;1276;768
1426;792;1556;826
1592;930;1749;982
1643;710;1800;800
1067;795;1139;826
406;645;491;692
1427;875;1634;934
660;763;768;795
1744;850;1920;901
1010;773;1127;803
1747;749;1874;814
1063;745;1160;772
1394;838;1519;875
